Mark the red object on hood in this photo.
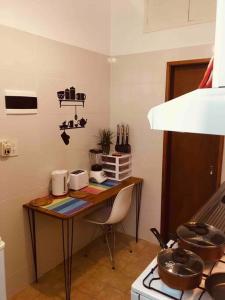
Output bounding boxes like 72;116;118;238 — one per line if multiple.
199;57;213;88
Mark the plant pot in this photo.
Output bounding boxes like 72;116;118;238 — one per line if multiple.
102;144;110;155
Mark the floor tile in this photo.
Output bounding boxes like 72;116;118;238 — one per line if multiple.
71;288;96;300
10;233;158;300
10;286;41;300
97;285;125;300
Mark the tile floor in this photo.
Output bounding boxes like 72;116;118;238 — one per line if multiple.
11;233;159;300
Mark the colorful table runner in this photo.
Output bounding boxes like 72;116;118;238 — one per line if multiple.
43;197;92;216
81;179;120;195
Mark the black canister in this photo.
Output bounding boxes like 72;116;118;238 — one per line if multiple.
70;86;76;100
65;88;70;100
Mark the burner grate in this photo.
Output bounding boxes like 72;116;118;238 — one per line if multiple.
142;244;225;300
142;263;184;300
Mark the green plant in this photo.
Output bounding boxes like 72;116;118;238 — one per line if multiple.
97;129;114;154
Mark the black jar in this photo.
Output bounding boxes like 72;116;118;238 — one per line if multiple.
65;88;70;100
70;87;75;100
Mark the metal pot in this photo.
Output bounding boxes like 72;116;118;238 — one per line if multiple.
205;272;225;300
177;222;225;262
151;228;204;290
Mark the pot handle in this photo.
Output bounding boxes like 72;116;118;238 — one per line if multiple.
168;232;179;242
150;228;168;249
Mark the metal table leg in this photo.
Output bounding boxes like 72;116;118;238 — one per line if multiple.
27;209;38;282
61;218;74;300
135;181;143;242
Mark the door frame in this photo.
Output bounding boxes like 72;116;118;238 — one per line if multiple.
160;58;224;241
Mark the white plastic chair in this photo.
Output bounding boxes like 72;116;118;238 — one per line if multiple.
84;184;135;269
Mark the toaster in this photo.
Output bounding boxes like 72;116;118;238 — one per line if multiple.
69;169;89;190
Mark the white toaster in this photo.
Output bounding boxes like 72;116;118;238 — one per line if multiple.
69;169;89;190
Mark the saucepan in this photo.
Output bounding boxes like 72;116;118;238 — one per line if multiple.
205;272;225;300
151;228;204;290
177;222;225;262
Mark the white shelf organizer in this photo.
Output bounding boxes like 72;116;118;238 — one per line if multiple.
101;154;132;181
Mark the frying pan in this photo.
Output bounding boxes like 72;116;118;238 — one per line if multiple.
177;222;225;262
205;273;225;300
151;228;204;290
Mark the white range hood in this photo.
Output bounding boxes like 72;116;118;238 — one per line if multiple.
148;0;225;135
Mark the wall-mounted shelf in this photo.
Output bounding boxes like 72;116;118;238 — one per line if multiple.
58;99;85;108
59;125;86;130
57;87;87;145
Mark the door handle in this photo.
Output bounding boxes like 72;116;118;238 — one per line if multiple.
209;165;215;176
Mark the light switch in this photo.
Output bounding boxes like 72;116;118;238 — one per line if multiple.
0;139;18;157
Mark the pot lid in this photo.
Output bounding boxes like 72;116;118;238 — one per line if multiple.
158;248;203;277
177;222;225;247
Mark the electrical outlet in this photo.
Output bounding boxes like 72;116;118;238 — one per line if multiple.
0;139;18;157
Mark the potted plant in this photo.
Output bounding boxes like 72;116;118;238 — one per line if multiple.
98;129;114;154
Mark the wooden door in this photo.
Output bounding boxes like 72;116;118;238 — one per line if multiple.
161;59;224;241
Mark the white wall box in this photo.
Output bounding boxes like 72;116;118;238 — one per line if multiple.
189;0;216;23
5;90;38;114
102;154;132;181
144;0;216;32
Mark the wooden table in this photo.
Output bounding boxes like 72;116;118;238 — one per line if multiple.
23;176;143;300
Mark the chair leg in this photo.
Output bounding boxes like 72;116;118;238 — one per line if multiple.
104;225;115;270
84;225;101;257
111;225;116;269
120;222;132;253
113;225;116;251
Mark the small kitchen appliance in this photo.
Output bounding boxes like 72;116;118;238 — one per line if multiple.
51;170;69;196
89;149;107;183
69;169;89;190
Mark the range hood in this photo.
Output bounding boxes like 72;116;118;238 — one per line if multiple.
148;0;225;135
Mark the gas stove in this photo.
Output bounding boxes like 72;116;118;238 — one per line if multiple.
131;182;225;299
131;241;225;300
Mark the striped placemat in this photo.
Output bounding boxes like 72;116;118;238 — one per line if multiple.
81;179;120;195
43;197;92;216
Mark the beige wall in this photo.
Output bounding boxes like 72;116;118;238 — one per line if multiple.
110;44;216;242
0;24;110;297
0;0;110;54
